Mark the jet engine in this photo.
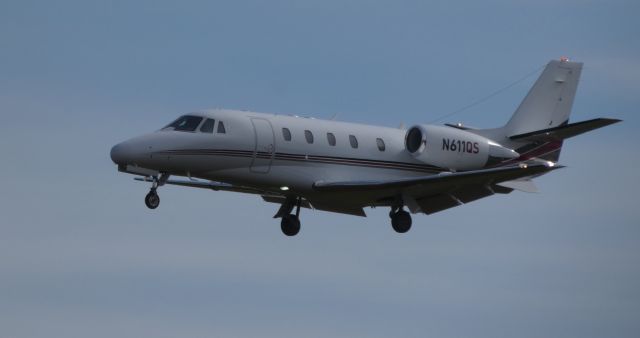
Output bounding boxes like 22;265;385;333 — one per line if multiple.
405;124;519;171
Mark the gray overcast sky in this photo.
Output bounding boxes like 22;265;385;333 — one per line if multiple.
1;1;639;337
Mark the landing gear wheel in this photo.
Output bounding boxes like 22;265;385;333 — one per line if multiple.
391;210;412;233
145;190;160;209
281;214;301;237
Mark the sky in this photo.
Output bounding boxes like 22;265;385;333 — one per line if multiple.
0;0;639;337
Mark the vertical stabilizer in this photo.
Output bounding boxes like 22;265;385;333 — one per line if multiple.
504;59;582;137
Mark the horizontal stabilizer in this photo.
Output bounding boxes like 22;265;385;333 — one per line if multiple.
509;118;621;142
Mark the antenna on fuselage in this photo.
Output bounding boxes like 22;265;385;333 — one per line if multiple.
428;63;545;124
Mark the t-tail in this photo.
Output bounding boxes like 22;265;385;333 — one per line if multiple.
471;58;621;164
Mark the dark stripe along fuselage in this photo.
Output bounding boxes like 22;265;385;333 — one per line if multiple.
156;149;444;173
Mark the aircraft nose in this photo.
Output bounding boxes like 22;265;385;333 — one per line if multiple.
110;142;132;165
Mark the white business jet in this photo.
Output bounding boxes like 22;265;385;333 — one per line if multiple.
110;58;620;236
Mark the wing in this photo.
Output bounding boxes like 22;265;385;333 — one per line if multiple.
313;164;562;215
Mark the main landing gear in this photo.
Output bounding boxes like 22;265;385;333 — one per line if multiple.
281;214;301;237
145;189;160;209
389;206;412;233
144;173;169;210
276;196;303;236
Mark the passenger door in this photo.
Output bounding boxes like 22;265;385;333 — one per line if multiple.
250;118;275;173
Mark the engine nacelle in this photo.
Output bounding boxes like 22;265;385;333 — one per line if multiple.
405;124;519;171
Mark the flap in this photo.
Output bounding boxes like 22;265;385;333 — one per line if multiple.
262;195;365;217
497;179;538;193
309;201;367;217
417;194;461;215
417;185;493;215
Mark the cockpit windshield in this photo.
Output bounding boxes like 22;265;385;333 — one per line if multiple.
162;115;203;132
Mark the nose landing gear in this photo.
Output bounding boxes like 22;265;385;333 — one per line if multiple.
143;173;169;210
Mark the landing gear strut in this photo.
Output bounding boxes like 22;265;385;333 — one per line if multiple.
144;173;169;210
389;206;412;233
278;197;302;236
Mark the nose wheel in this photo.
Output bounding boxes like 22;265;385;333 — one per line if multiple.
145;189;160;209
143;173;169;210
390;207;412;233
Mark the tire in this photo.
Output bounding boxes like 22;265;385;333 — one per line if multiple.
391;210;412;233
145;191;160;209
281;215;301;236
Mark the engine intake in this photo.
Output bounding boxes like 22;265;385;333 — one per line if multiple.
405;127;425;153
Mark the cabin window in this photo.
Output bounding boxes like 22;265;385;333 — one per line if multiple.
282;128;292;141
349;135;358;148
376;138;386;151
200;119;215;133
163;115;203;132
217;121;226;134
327;132;336;146
304;130;314;144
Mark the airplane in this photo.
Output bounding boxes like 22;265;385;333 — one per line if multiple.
110;58;620;236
